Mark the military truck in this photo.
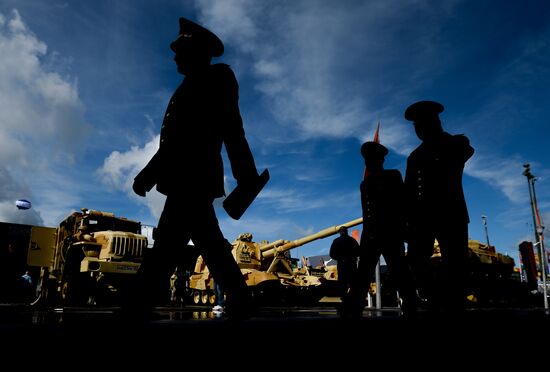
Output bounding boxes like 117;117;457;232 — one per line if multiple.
186;217;363;305
28;208;148;306
463;239;518;306
411;238;520;307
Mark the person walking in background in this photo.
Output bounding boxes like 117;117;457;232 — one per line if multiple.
18;269;34;302
329;226;359;304
212;280;225;314
131;17;262;320
344;141;417;318
404;100;474;313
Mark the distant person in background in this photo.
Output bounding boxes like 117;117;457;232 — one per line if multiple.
18;270;34;302
169;267;185;305
212;280;225;314
329;226;359;304
404;100;474;312
344;141;417;318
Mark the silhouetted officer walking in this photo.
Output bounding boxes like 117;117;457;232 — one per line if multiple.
404;101;474;312
345;142;417;318
132;17;261;320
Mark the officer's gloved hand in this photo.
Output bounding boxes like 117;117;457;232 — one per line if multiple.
133;179;147;197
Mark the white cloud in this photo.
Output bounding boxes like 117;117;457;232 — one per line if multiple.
196;1;372;139
466;153;528;204
193;0;458;152
98;136;159;191
97;135;167;219
196;0;259;52
258;186;359;214
0;10;87;162
0;9;90;226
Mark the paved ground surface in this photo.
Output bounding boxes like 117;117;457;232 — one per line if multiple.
1;301;549;366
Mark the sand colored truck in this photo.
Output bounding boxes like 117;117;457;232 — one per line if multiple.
29;208;148;306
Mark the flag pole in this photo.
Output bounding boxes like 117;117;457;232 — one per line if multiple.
523;163;548;311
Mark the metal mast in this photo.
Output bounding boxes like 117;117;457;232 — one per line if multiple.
523;163;548;310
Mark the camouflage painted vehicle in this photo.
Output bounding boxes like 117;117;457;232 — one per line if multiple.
187;218;363;305
28;208;148;306
185;220;524;307
425;238;519;306
464;239;517;305
286;255;341;298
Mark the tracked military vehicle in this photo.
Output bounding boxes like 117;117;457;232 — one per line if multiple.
187;217;363;305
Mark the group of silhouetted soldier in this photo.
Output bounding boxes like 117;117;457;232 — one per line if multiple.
330;100;474;318
125;16;473;321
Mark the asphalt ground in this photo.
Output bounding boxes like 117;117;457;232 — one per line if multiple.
1;301;549;366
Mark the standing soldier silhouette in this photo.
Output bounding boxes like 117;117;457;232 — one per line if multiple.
329;226;359;303
131;17;264;320
344;140;417;318
404;100;474;312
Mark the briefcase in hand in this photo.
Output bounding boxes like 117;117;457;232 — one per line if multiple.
223;169;270;220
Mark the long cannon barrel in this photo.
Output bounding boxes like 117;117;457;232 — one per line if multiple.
259;239;290;253
261;217;363;259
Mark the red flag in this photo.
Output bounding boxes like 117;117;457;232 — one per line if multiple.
363;122;381;179
373;121;380;144
351;229;360;243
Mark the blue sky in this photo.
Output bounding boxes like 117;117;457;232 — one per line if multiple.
1;0;549;267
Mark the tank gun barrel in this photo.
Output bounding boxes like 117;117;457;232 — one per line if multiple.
259;239;290;252
261;217;363;259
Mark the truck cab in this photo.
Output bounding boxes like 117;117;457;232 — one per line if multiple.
30;208;148;306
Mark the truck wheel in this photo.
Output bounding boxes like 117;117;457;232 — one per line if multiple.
61;274;90;306
209;292;217;305
201;291;209;305
193;290;201;305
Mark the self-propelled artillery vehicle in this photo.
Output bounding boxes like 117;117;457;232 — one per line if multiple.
187;217;363;305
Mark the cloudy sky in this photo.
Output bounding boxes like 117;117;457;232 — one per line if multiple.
1;0;549;266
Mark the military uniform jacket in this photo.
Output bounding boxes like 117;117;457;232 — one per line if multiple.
135;64;257;198
360;169;406;242
329;235;359;262
404;132;474;227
